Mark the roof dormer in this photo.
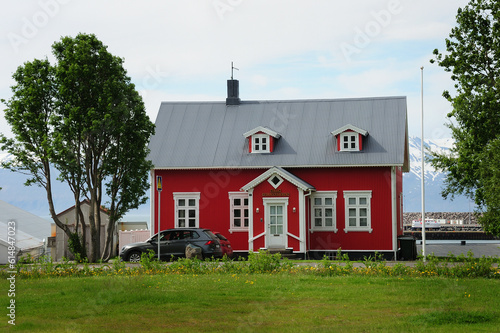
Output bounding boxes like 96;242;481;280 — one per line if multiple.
243;126;281;153
331;124;368;152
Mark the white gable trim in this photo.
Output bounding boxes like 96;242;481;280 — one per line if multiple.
243;126;281;139
241;166;316;192
331;124;368;137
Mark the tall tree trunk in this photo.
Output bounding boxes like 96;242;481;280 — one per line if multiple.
88;211;98;263
89;187;102;263
101;218;116;261
78;206;88;259
72;198;87;260
45;161;72;238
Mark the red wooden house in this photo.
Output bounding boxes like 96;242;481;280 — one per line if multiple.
148;80;409;259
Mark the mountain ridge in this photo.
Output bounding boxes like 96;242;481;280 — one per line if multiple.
404;136;473;213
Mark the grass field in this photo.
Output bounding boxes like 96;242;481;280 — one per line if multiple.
2;272;500;332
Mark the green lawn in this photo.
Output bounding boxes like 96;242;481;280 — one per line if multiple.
2;273;499;332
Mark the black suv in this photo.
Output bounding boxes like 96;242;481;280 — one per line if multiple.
119;228;223;262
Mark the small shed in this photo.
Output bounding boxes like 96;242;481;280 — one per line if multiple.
55;200;110;261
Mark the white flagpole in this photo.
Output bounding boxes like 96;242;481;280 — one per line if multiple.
420;66;426;261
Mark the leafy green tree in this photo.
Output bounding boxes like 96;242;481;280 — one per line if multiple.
430;0;500;236
0;59;83;249
1;34;155;261
478;138;500;236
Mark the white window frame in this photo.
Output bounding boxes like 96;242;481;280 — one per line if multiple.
311;191;338;232
252;134;270;153
343;191;372;233
173;192;200;228
340;132;359;151
267;174;284;189
229;192;249;232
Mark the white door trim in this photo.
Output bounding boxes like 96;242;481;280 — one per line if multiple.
263;197;289;249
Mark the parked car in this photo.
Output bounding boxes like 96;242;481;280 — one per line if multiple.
214;232;233;258
120;228;223;262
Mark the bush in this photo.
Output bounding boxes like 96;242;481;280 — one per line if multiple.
3;249;499;280
247;250;294;273
139;250;163;271
67;232;87;262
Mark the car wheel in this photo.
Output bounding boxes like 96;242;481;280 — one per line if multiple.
127;251;142;262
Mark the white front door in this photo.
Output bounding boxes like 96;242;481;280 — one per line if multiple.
265;199;287;249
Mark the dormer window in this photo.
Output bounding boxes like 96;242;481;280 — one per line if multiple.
253;134;269;153
243;126;281;154
331;124;368;152
340;132;359;151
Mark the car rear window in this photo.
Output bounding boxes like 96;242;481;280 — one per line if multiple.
216;233;228;241
203;230;218;240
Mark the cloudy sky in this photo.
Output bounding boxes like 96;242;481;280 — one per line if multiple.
1;0;469;142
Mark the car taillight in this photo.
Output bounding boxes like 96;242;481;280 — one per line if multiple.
205;240;214;245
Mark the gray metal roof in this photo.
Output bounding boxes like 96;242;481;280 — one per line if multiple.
148;96;409;171
0;221;44;252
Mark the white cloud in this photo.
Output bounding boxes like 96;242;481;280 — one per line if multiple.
250;74;268;87
1;0;471;141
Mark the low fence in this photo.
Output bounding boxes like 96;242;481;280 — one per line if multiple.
118;229;150;251
403;231;498;240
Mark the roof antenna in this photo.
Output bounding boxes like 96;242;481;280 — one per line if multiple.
231;61;239;80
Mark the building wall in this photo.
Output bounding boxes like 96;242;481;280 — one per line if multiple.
153;168;264;233
292;167;395;252
153;166;402;253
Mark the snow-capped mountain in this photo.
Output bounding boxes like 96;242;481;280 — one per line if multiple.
408;136;454;181
404;136;474;213
0;151;11;163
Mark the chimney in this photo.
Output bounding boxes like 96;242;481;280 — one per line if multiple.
226;79;240;105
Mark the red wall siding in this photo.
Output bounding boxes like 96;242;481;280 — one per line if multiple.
289;167;394;251
153;168;264;251
152;166;399;253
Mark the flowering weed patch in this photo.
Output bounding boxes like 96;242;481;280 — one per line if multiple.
2;250;499;280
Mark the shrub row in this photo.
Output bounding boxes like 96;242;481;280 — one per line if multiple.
2;250;499;279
